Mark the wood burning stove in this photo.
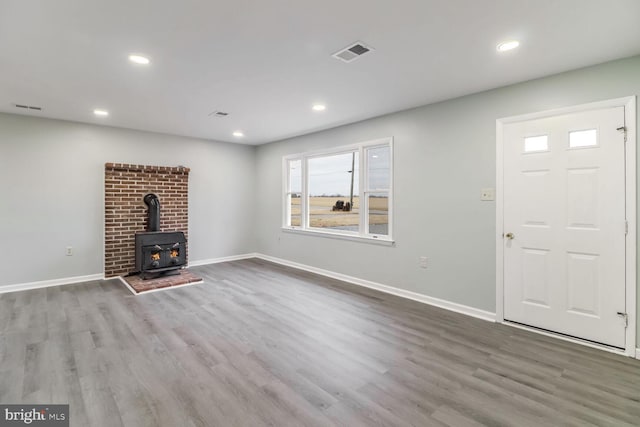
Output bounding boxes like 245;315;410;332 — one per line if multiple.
135;231;187;279
134;194;187;279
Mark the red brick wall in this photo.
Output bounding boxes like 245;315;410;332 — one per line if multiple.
104;163;189;278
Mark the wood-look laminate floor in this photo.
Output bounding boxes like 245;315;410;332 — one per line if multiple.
1;259;639;427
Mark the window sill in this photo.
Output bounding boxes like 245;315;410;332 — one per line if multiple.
281;227;395;246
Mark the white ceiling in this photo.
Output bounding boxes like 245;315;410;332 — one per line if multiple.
1;0;640;145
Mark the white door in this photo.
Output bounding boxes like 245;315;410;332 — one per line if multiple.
503;106;627;348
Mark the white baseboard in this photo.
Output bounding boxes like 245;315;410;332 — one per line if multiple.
0;253;254;295
253;253;496;322
0;273;104;294
636;348;640;360
188;253;257;267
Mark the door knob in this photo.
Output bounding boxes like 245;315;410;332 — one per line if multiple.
505;232;515;240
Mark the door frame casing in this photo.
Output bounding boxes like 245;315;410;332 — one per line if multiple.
496;97;637;357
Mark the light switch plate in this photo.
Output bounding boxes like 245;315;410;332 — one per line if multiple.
481;188;495;201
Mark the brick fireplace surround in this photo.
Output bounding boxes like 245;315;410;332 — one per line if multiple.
104;163;189;278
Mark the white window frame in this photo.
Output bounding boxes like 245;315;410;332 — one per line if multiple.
283;137;393;244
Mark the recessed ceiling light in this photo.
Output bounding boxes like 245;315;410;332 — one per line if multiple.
233;131;244;137
312;104;326;111
497;40;520;52
93;109;109;117
128;54;150;65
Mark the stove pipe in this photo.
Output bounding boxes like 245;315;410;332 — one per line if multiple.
143;193;160;232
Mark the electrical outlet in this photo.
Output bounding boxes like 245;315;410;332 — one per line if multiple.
66;246;73;256
419;256;428;269
481;188;495;201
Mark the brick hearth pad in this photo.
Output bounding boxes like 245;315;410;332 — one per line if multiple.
121;269;203;294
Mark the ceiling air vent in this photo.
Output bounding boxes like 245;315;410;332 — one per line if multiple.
332;41;374;63
208;111;229;118
14;103;42;111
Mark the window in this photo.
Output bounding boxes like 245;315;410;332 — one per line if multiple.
284;138;393;241
286;159;302;226
524;135;548;152
569;129;598;148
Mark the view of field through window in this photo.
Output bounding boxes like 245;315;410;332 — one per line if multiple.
308;151;361;231
287;147;389;235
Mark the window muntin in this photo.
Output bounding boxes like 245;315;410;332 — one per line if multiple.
283;138;393;240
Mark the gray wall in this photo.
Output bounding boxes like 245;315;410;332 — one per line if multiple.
0;114;256;287
255;55;640;340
